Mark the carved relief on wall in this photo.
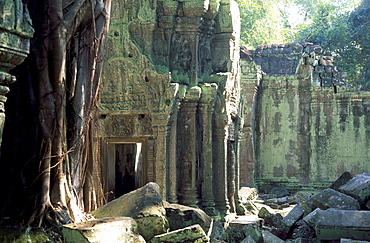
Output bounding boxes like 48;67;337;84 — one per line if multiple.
100;57;173;114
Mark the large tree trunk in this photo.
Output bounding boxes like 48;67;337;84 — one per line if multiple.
0;0;111;230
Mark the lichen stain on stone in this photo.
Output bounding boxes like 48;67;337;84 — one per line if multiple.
273;112;282;133
286;164;298;178
273;165;284;177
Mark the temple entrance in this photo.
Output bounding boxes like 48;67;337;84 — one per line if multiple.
101;139;147;202
114;143;142;198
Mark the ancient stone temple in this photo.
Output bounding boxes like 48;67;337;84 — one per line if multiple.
99;0;242;217
241;43;370;193
0;0;33;145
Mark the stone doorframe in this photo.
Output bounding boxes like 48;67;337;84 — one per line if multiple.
100;137;150;202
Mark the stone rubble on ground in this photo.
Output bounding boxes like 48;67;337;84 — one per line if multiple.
61;172;370;242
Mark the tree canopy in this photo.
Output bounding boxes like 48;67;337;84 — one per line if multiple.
238;0;370;88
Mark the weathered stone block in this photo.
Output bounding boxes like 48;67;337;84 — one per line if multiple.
329;171;353;190
224;226;246;243
339;173;370;203
239;187;258;202
62;217;145;243
149;224;209;243
241;225;263;243
340;239;370;243
210;220;226;241
91;182;169;241
163;201;213;234
311;188;361;210
290;219;316;239
240;235;257;243
229;215;263;230
299;199;317;217
282;205;305;228
303;208;370;240
257;207;283;227
261;230;285;243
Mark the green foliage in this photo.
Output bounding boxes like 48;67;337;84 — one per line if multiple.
237;0;293;48
290;0;368;87
237;0;370;88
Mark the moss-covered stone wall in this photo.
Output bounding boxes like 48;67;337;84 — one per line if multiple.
242;43;370;193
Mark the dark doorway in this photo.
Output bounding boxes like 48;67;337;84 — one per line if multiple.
114;143;142;198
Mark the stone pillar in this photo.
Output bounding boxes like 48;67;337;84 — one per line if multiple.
198;83;218;215
213;112;230;216
177;86;201;207
166;98;180;204
152;113;170;199
170;1;207;85
155;0;177;68
239;60;261;186
0;0;33;147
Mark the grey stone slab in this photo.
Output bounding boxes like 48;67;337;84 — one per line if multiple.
261;230;284;243
340;239;370;243
329;171;353;190
164;201;213;235
282;205;305;228
304;208;370;240
339;173;370;202
311;188;361;210
91;182;169;241
150;224;209;243
63;217;146;243
240;235;257;243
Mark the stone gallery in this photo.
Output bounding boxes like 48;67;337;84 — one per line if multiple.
97;0;370;218
0;0;369;228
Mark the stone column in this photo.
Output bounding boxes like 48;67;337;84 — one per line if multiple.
0;0;33;147
213;112;230;216
198;83;218;216
152;113;170;199
170;1;207;85
177;86;201;207
166;99;180;204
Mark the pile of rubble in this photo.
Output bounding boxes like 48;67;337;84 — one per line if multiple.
60;172;369;242
232;171;370;243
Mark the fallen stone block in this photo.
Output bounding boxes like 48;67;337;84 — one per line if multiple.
149;224;209;243
224;226;246;243
285;238;320;243
0;226;53;243
303;208;370;240
261;230;285;243
275;205;305;240
242;225;263;243
329;171;353;190
241;235;257;243
91;182;169;241
257;207;283;227
340;239;370;243
282;205;305;228
339;173;370;203
290;219;315;239
287;192;311;204
311;188;361;210
163;201;213;235
299;199;317;217
239;187;258;202
269;186;289;197
210;220;226;241
229;215;262;230
62;217;145;243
